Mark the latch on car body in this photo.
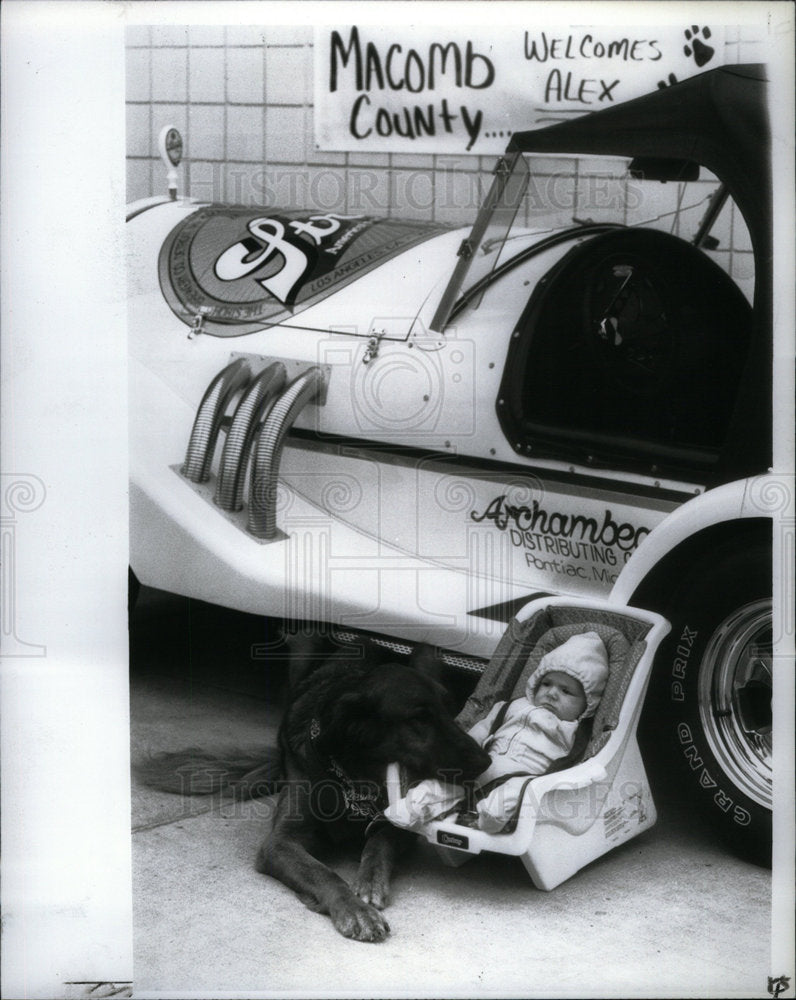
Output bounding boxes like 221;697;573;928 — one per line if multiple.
363;328;387;364
188;307;211;340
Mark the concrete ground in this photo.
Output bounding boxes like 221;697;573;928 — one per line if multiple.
130;587;772;998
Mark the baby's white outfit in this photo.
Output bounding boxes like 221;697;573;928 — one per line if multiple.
404;700;578;833
402;631;609;833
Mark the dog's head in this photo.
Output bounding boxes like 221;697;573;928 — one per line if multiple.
315;646;491;783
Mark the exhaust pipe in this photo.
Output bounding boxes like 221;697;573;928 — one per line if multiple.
214;362;287;511
181;358;251;483
247;367;326;540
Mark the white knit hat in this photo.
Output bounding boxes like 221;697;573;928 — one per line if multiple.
526;631;609;719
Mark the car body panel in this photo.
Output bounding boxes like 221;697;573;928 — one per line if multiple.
129;64;773;657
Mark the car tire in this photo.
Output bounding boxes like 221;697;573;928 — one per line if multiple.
644;538;773;866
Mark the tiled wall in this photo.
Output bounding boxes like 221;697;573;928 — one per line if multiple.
126;24;764;290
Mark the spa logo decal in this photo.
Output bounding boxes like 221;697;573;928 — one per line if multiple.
159;207;449;336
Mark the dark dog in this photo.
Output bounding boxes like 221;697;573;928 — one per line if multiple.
136;635;490;942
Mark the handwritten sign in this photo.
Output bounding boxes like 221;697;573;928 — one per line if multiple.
314;24;725;154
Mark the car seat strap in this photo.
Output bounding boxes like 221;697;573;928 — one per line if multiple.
497;776;537;834
483;699;512;752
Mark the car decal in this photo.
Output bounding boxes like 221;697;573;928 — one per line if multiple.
158;207;450;336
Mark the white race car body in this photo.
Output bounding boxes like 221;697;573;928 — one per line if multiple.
129;199;698;659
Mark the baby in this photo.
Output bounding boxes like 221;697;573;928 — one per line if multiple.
400;631;609;833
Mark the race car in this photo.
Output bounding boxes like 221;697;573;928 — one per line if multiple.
128;64;778;864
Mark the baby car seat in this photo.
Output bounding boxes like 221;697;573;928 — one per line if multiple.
384;596;670;889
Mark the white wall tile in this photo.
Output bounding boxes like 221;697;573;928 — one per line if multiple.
227;106;265;162
266;46;309;104
391;170;436;221
189;160;225;203
188;26;226;47
349;152;391;168
391;153;436;170
306;166;348;213
227;47;265;104
348;167;392;215
126;103;152;158
264;27;311;46
434;170;483;225
126;48;151;102
151;48;187;102
188;104;225;160
151;26;189;47
222;163;270;205
127;159;152;202
189;47;226;104
265;104;306;163
225;26;267;46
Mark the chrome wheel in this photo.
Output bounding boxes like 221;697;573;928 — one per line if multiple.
698;599;773;810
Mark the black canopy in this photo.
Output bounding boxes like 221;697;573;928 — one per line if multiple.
510;65;770;265
510;64;772;484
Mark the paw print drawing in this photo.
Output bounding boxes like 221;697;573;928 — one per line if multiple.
684;26;715;68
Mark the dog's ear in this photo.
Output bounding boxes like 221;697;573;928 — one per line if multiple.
407;644;462;713
408;643;444;682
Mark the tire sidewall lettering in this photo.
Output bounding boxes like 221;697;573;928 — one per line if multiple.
675;719;752;827
669;624;698;702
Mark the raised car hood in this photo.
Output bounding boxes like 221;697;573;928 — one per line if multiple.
156;205;453;337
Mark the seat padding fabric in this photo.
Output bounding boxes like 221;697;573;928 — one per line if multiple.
457;607;650;762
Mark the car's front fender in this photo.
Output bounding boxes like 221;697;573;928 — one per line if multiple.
610;475;786;606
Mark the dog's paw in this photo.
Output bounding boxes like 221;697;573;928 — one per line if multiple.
353;869;390;910
330;896;391;942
